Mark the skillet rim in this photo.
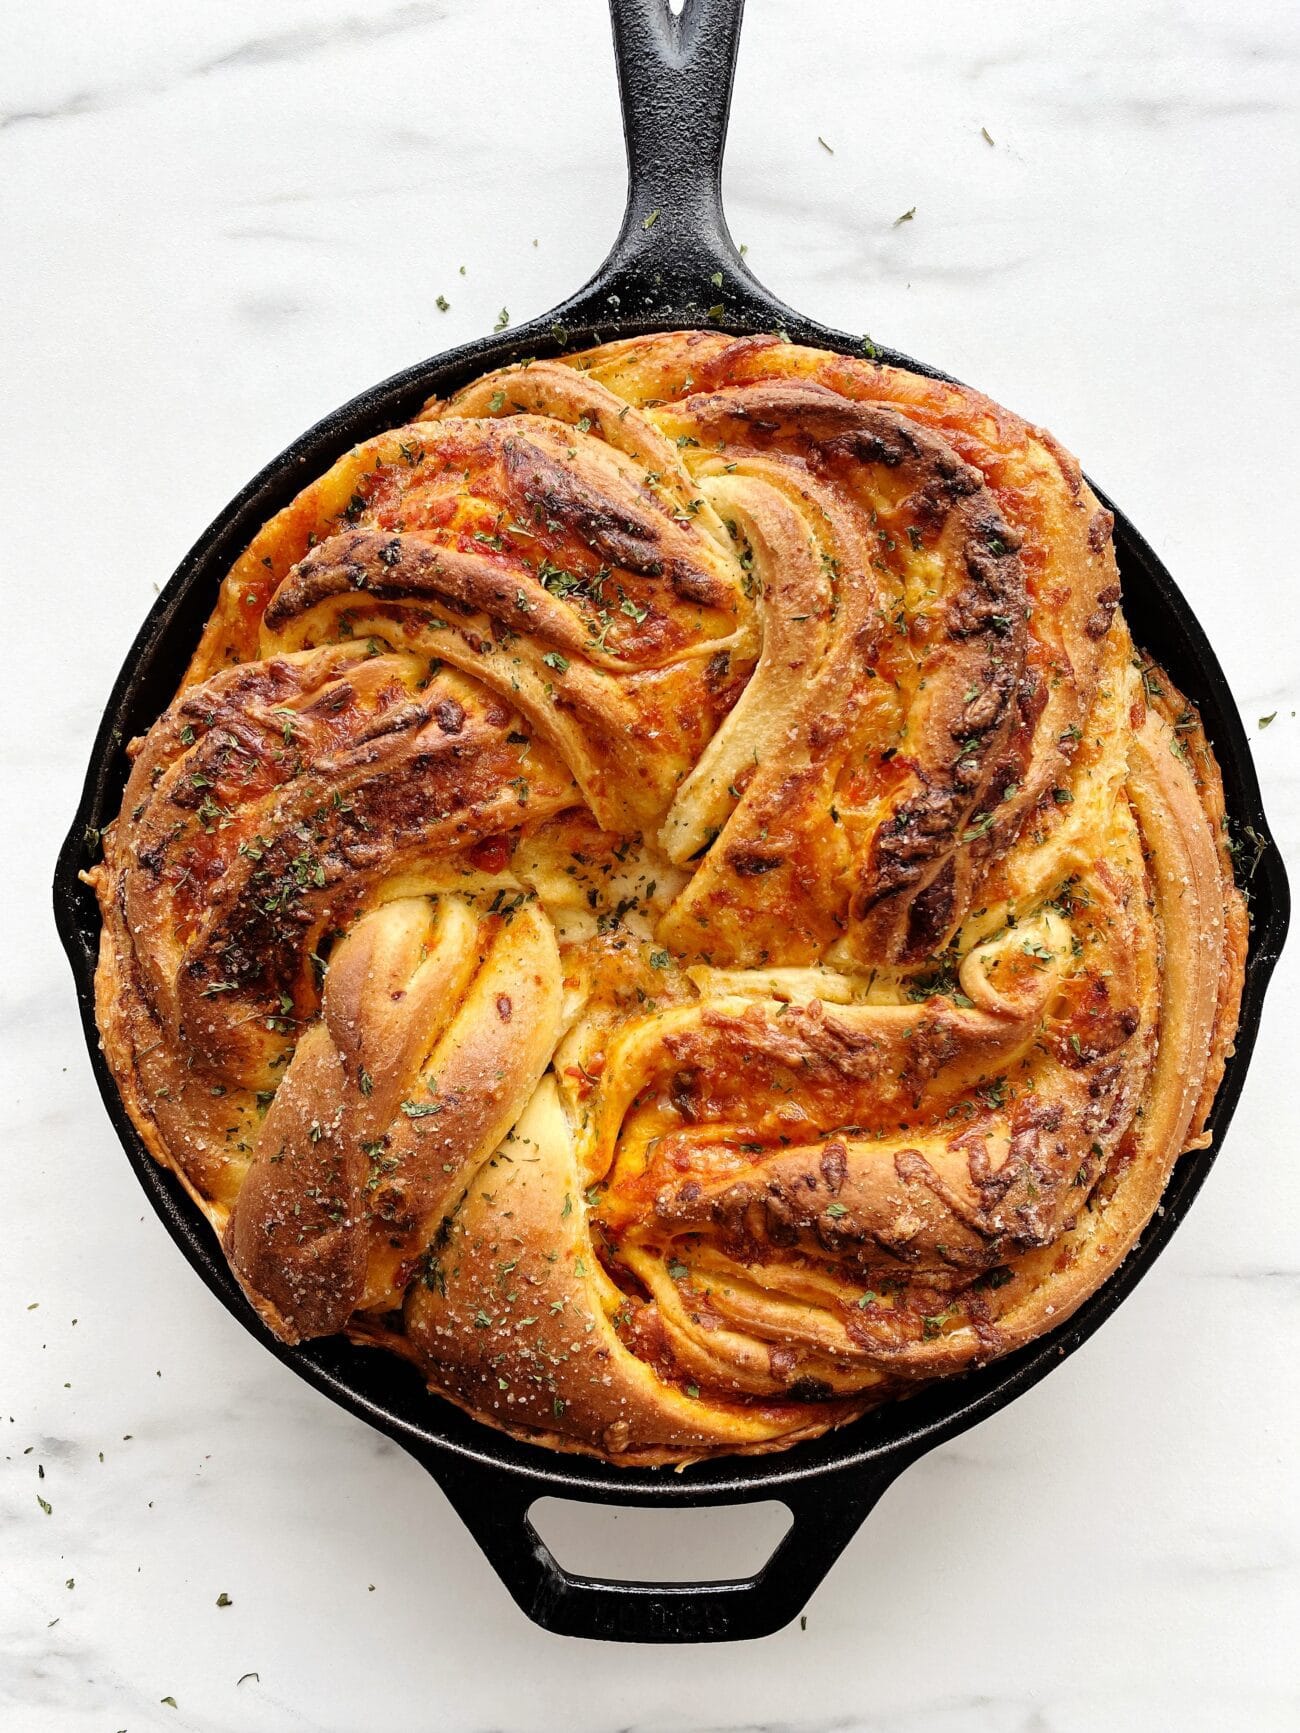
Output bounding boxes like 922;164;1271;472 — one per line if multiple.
49;6;1292;1646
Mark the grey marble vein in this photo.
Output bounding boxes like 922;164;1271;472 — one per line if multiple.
1;1;449;133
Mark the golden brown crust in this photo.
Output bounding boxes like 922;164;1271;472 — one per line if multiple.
89;332;1246;1464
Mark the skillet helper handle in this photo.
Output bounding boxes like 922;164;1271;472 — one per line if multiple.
606;0;748;282
422;1448;905;1643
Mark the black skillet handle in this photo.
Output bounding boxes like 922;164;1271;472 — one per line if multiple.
420;1447;911;1643
609;0;743;259
580;0;784;326
410;12;876;1646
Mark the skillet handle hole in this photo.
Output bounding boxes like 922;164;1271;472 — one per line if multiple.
527;1495;792;1585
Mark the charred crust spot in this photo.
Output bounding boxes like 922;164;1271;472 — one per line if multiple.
725;849;784;876
809;713;846;752
904;864;958;961
1016;664;1050;737
665;559;727;606
669;1069;700;1124
905;1006;961;1079
354;701;431;748
788;1376;834;1401
1085;583;1122;640
305;681;355;717
819;1141;848;1194
1062;1002;1141;1067
822;425;913;469
768;1343;798;1383
508;441;664;572
704;650;732;692
710;1180;757;1246
762;1191;800;1247
1087;509;1114;554
864;788;964;903
686;386;988;520
958;671;1011;735
815;1205;862;1253
948;524;1023;642
434;698;465;736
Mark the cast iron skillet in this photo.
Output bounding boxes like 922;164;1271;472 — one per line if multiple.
54;0;1288;1643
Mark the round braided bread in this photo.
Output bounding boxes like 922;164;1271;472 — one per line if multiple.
89;333;1246;1464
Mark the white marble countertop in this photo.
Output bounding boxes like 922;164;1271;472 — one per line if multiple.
4;0;1298;1726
